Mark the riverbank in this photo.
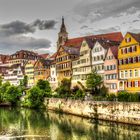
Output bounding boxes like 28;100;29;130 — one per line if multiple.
44;98;140;125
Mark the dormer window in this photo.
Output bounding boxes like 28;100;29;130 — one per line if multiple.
125;37;131;43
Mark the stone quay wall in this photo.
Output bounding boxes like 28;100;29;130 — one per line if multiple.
44;98;140;125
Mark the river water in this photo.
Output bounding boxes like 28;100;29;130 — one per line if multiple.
0;107;140;140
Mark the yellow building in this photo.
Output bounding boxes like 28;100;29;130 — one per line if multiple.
56;46;79;83
118;32;140;92
34;59;51;84
25;60;36;87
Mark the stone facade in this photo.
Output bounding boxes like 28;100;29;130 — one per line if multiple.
45;98;140;125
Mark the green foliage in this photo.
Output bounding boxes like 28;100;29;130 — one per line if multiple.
37;79;51;93
0;76;2;87
86;70;103;95
75;89;85;99
99;85;108;97
106;93;117;101
118;91;139;102
23;75;28;88
24;86;45;108
4;85;22;105
56;78;71;96
0;82;11;102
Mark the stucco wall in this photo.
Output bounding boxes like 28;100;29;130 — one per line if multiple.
44;98;140;125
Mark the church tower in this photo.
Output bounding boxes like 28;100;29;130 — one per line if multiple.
57;17;68;50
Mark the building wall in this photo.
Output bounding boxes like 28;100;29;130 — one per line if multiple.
56;47;72;83
25;61;35;87
104;48;118;93
34;61;50;84
92;42;106;77
118;33;140;92
49;63;58;90
72;40;91;87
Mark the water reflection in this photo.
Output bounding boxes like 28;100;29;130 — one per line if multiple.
0;107;140;140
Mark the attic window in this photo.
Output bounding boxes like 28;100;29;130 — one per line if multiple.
125;37;131;43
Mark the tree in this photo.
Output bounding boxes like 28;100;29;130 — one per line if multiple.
56;78;71;96
25;86;45;108
0;76;2;87
23;75;28;88
37;79;51;94
4;85;22;105
86;70;103;95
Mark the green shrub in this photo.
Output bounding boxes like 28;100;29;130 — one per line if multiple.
106;93;116;101
118;91;139;102
24;86;45;108
4;85;22;105
75;89;85;99
56;78;71;97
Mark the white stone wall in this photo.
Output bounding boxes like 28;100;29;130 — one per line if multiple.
45;98;140;125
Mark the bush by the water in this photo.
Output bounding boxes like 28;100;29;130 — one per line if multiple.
0;82;22;105
118;91;139;102
23;80;52;108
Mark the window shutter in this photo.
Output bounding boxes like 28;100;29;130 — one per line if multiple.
131;58;133;63
138;81;140;87
130;47;132;52
131;81;133;87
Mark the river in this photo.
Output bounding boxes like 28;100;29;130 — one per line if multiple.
0;107;140;140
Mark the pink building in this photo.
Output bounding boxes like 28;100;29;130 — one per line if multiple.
104;46;119;93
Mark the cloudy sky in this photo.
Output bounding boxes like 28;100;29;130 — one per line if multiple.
0;0;140;54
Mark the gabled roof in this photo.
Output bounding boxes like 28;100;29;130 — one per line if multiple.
63;46;80;55
50;52;57;59
110;46;118;59
96;39;120;50
128;32;140;42
39;53;50;59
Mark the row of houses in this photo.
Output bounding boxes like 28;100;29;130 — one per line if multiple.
0;18;140;93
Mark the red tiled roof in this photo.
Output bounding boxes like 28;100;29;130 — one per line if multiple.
39;53;50;59
50;52;57;58
64;32;123;47
110;46;118;59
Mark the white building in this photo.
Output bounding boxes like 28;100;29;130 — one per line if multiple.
3;64;24;86
92;39;120;79
48;53;58;90
72;38;93;87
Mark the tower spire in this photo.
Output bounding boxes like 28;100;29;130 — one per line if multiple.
60;16;67;32
57;16;68;50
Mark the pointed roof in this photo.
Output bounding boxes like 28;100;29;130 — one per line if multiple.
60;17;67;33
128;32;140;42
39;53;50;59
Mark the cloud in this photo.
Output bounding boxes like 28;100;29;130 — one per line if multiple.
0;19;57;37
73;0;140;22
0;19;57;54
32;19;57;30
0;36;52;54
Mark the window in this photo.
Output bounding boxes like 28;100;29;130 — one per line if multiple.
128;58;131;64
135;81;138;87
125;70;128;78
133;57;136;63
128;82;131;88
135;70;138;77
110;84;117;89
120;71;124;78
130;70;132;77
125;37;131;43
